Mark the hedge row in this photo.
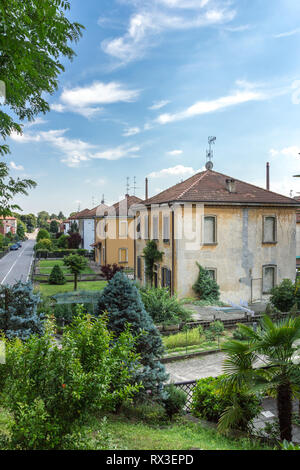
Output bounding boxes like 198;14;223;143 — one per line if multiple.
36;249;90;259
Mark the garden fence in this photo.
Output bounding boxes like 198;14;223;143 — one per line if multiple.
173;380;197;412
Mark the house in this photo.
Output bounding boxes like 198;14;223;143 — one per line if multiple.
134;169;299;304
0;216;17;235
94;195;142;269
76;204;108;252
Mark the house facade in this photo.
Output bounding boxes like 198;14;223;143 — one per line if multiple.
0;216;17;235
296;197;300;272
134;170;299;304
94;195;142;269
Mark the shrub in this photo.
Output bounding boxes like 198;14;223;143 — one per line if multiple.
0;311;141;449
142;240;164;285
0;282;44;340
35;238;52;251
140;287;191;325
270;279;300;312
49;265;66;285
193;263;220;301
191;375;261;431
233;327;249;341
209;321;224;336
163;384;186;420
57;234;69;249
100;264;124;281
37;229;50;242
67;232;82;249
98;272;168;401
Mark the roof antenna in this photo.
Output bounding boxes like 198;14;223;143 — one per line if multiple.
206;136;216;170
101;194;105;205
126;177;130;196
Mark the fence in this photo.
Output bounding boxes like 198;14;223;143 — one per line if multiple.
173;380;197;412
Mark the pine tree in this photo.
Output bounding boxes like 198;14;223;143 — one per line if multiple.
49;265;66;285
0;282;44;340
97;272;168;401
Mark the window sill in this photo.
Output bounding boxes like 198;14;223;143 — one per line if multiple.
163;240;170;244
203;242;218;246
262;241;277;245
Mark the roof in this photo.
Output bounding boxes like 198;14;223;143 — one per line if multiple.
106;195;142;217
85;203;108;218
0;216;16;220
69;209;90;220
143;169;299;206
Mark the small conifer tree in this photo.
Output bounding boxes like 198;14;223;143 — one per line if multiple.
49;265;66;285
0;282;44;340
97;272;168;401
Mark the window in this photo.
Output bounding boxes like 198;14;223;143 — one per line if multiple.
119;248;128;263
144;215;149;239
163;215;170;243
152;215;158;240
262;265;276;293
119;220;128;238
137;256;142;280
204;216;217;244
263;216;277;243
206;268;217;281
136;216;141;239
161;267;171;289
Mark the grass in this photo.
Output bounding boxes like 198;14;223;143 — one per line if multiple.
37;280;107;296
38;259;95;274
163;327;231;352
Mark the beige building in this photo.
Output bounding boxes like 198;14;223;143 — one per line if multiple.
134;169;299;304
94;195;142;269
296;197;300;272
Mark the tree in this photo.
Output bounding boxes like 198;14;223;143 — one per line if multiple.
16;219;26;239
67;232;81;249
0;164;36;218
58;211;65;220
57;234;69;249
0;282;44;340
20;213;36;233
219;315;300;442
68;221;79;234
50;220;59;233
142;240;164;286
100;264;124;281
63;254;87;290
37;228;50;242
270;279;300;312
35;238;52;251
97;272;168;401
193;263;220;301
49;265;66;285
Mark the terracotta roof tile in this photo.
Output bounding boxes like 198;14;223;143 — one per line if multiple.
107;195;142;217
144;170;299;206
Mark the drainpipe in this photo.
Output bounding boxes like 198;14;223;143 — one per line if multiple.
266;162;270;190
145;177;149;200
171;209;175;296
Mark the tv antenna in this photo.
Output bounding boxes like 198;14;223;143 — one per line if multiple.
126;177;130;195
206;136;216;170
132;176;141;196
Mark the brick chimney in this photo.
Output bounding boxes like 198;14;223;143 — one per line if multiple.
226;178;236;193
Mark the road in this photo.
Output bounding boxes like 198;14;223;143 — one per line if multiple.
0;240;35;286
166;352;225;383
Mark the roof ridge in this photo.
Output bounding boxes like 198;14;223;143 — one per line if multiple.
176;170;208;201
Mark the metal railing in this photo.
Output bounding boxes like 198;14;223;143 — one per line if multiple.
173;380;197;412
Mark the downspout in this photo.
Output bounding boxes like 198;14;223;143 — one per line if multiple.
171;209;175;296
134;218;136;279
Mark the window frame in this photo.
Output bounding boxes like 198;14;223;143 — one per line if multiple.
152;215;159;241
205;267;217;281
119;219;128;239
163;215;170;244
118;247;128;264
262;215;277;244
203;215;217;245
262;264;277;294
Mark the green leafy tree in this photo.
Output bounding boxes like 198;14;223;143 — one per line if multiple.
50;220;59;233
193;263;220;301
20;213;36;233
36;228;50;242
219;316;300;441
16;219;26;239
63;254;87;290
270;279;300;312
58;211;65;220
49;265;66;286
0;282;44;340
97;272;168;401
57;234;69;249
0;164;36;218
142;240;164;286
35;238;52;251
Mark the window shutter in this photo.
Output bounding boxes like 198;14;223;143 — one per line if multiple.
264;217;276;242
144;215;149;239
204;216;215;244
163;216;170;241
152;215;158;240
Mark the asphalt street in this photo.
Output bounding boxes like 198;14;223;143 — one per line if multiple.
0;240;35;286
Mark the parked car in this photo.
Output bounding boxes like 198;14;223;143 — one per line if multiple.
10;244;19;251
16;242;22;248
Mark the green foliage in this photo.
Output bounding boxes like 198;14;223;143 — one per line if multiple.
191;376;261;431
232;327;249;341
140;287;191;325
37;229;50;242
280;440;300;450
270;279;300;312
192;264;220;301
57;234;69;249
35;238;52;251
0;164;36;219
16;219;26;239
98;272;168;401
162;384;186;420
49;265;66;286
50;220;59;233
209;321;224;336
63;254;88;290
142;240;164;285
0;311;140;449
0;282;44;340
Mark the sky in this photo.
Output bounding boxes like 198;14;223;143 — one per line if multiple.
7;0;300;216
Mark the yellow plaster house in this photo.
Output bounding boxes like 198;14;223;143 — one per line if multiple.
94;195;142;269
134;169;299;304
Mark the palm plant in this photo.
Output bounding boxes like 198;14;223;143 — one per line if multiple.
219;315;300;442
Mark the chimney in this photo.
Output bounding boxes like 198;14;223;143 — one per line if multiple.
266;162;270;190
145;177;149;200
226;178;236;193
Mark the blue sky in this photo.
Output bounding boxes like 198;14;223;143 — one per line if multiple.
8;0;300;216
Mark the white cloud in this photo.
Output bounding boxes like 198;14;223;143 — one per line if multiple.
10;161;24;171
122;126;141;136
10;129;140;167
101;2;236;64
167;149;183;156
156;89;266;124
149;100;170;110
52;81;140;118
148;164;196;178
274;28;300;39
25;117;47;128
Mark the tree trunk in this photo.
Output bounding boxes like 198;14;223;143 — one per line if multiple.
74;273;78;291
277;381;292;442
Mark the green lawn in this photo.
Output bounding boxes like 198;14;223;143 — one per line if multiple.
37;280;107;296
38;259;95;274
